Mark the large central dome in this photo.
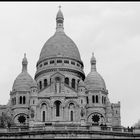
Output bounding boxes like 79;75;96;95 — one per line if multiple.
37;8;82;64
35;7;85;80
39;32;82;63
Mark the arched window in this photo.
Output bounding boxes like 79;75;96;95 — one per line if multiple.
92;96;95;103
39;81;42;90
50;60;54;64
44;79;47;88
12;98;14;105
96;95;98;103
15;97;16;105
19;96;22;104
23;96;26;104
70;111;73;121
42;111;45;122
69;103;74;108
72;79;75;89
86;97;89;104
102;96;104;104
57;60;62;63
65;77;69;85
104;97;106;104
71;61;75;65
54;101;61;117
64;60;69;64
42;103;46;106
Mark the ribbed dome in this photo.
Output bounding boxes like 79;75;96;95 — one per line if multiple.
12;54;37;91
38;32;82;63
85;71;106;90
38;8;82;64
85;53;106;90
12;72;37;91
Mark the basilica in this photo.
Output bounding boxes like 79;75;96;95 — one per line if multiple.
0;8;121;129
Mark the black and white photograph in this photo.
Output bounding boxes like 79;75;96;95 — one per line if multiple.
0;1;140;139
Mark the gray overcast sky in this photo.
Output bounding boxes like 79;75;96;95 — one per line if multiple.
0;2;140;127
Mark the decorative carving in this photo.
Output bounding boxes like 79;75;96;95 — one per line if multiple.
81;107;85;117
30;108;35;118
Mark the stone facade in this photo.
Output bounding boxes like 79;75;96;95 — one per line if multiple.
0;7;121;131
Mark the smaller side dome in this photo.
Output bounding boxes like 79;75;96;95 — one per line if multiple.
85;72;106;90
12;73;37;91
85;53;106;90
12;54;37;91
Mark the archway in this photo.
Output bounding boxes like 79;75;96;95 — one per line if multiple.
14;113;28;125
88;113;105;126
41;103;47;122
54;100;61;117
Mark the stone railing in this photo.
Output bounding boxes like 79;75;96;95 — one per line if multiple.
1;124;139;134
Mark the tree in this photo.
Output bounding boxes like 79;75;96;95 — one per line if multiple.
0;113;15;128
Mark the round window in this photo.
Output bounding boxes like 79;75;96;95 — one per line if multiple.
18;115;26;123
92;114;100;123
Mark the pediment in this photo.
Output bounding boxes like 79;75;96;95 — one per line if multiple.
50;72;65;80
38;86;51;97
38;84;78;97
64;85;78;97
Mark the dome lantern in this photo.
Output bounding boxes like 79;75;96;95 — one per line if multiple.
22;53;28;72
56;5;64;32
90;52;96;72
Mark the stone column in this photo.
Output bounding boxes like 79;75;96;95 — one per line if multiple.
51;106;53;121
62;107;65;121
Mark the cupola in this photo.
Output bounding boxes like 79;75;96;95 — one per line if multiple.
12;54;37;91
85;53;106;91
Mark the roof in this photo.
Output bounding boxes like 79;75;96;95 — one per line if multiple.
12;71;37;91
38;31;82;63
85;71;106;90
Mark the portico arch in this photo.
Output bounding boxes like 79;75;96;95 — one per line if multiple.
65;100;79;108
87;112;105;126
54;100;61;117
13;113;28;125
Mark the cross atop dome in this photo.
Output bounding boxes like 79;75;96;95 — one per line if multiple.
56;6;64;32
58;5;61;9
